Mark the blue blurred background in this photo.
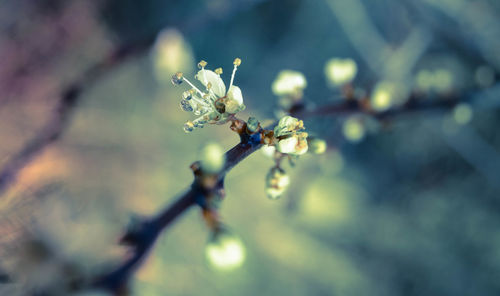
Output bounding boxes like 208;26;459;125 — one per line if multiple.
1;0;500;295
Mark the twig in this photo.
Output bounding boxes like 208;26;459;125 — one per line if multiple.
92;138;263;294
87;83;496;294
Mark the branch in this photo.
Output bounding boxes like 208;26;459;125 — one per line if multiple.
92;137;263;294
88;84;494;294
0;37;156;197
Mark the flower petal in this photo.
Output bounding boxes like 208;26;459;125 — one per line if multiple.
274;115;299;137
271;70;307;96
225;85;244;113
197;69;226;98
277;137;298;154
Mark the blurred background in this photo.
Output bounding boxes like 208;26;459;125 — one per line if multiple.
1;0;500;295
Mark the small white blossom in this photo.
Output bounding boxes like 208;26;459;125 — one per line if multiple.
172;58;246;133
415;68;454;94
271;70;307;96
265;167;290;200
277;137;298;154
308;138;327;154
261;145;276;158
205;229;245;270
324;58;357;86
371;81;397;112
343;116;365;143
274;116;302;137
452;103;473;125
274;115;308;156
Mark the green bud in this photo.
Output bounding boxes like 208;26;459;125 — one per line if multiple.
205;229;245;270
265;167;290;200
246;117;260;133
199;142;225;174
308;138;327;154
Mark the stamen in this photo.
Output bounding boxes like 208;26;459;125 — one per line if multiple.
182;91;192;100
171;72;184;85
215;68;223;75
191;94;211;108
182;77;205;97
183;120;195;133
229;58;241;89
198;60;207;69
205;81;218;102
201;68;208;85
180;99;193;112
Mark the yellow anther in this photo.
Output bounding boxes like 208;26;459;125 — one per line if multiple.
189;89;196;94
207;82;212;89
297;120;304;129
215;67;223;75
175;72;183;79
233;58;241;66
198;60;208;68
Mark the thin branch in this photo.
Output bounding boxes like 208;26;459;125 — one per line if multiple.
87;83;498;294
92;138;263;294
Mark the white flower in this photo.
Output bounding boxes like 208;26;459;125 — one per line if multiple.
277;137;298;154
371;80;409;112
273;115;308;156
265;167;290;200
205;229;245;270
172;58;246;133
342;116;365;143
324;58;357;86
415;68;454;94
274;115;302;137
261;145;276;158
271;70;307;96
371;81;397;112
308;137;327;154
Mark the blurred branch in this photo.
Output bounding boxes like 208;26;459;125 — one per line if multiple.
0;37;156;197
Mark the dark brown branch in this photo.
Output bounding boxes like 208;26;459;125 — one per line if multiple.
92;138;264;294
87;84;498;294
0;37;156;197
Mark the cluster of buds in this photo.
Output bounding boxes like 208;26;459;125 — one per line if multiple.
273;115;308;156
172;58;246;133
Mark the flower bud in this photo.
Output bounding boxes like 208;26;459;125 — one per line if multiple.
308;137;327;154
271;70;307;97
324;58;357;86
205;229;245;270
265;167;290;200
199;142;225;174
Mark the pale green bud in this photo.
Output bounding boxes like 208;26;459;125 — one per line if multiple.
265;167;290;200
205;230;246;270
271;70;307;96
199;142;225;174
308;138;327;154
324;58;357;86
